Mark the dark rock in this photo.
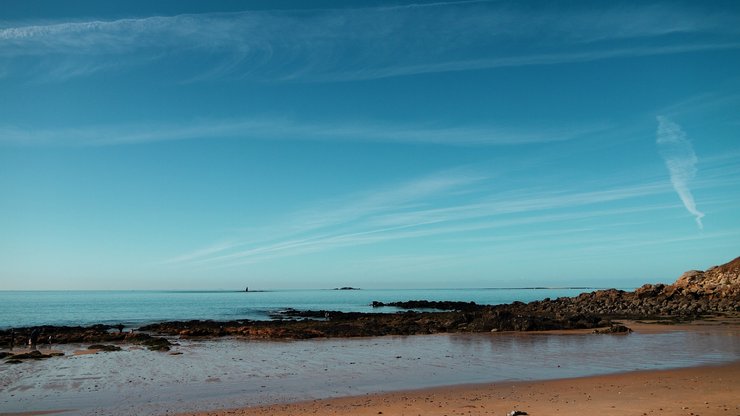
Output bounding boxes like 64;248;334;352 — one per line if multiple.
88;344;122;352
140;337;171;351
1;256;736;345
593;325;633;334
371;300;480;311
9;350;52;360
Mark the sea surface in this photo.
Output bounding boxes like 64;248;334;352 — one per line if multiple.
0;288;605;329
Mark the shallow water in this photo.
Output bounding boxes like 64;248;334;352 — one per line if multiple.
1;326;738;415
0;288;605;328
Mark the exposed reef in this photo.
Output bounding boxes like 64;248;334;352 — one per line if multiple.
1;256;738;353
371;300;481;311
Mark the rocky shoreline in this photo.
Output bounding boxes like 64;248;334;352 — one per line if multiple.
2;256;738;363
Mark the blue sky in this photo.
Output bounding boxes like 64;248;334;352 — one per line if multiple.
1;0;739;290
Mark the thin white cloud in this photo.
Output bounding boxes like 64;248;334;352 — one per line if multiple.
160;241;240;265
179;159;740;270
1;2;738;82
324;42;740;82
657;91;740;118
165;169;690;270
166;171;486;265
656;116;705;228
0;117;606;147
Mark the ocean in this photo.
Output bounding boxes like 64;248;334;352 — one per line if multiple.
0;288;604;329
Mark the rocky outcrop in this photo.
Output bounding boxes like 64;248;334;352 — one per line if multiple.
669;256;740;300
87;344;122;352
0;326;172;352
1;256;737;347
593;324;632;334
139;307;606;340
504;257;739;320
371;300;480;311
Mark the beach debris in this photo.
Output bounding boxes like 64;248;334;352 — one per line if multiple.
508;410;528;416
593;324;633;334
88;344;122;352
140;337;172;351
124;333;173;351
0;352;13;359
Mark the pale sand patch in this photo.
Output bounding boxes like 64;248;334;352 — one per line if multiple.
180;361;740;416
71;349;97;356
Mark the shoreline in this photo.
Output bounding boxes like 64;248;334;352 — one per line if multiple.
1;319;737;415
179;360;740;416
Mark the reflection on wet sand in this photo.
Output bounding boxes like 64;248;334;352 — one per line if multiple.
0;325;738;416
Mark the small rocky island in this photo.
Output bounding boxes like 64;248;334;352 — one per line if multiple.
1;256;738;362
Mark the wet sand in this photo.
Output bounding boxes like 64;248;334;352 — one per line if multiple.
1;321;738;415
183;361;740;416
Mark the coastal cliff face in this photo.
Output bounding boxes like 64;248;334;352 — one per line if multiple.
526;256;740;318
634;256;740;313
669;256;740;298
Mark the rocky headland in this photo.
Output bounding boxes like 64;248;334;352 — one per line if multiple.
2;256;738;362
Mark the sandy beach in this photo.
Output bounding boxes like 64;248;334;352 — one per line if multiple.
177;319;740;416
1;313;738;416
181;361;740;416
1;318;739;415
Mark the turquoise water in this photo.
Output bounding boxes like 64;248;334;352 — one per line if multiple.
0;288;603;328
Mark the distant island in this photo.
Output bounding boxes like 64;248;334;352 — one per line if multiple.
333;287;361;290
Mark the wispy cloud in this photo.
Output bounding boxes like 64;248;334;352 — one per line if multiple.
160;151;740;271
0;117;606;147
325;43;740;82
160;241;240;265
656;116;705;228
657;91;740;118
167;171;487;265
1;2;738;82
163;168;698;270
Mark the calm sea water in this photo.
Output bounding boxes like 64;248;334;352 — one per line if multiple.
0;288;604;329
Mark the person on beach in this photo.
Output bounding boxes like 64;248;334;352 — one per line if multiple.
28;328;40;350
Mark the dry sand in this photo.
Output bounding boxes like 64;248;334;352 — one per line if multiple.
181;361;740;416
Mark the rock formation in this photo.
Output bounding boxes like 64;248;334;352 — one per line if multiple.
1;256;737;350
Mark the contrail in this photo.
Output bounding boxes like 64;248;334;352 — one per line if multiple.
656;116;704;229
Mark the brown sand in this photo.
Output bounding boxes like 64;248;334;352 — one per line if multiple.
178;319;740;416
181;361;740;416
